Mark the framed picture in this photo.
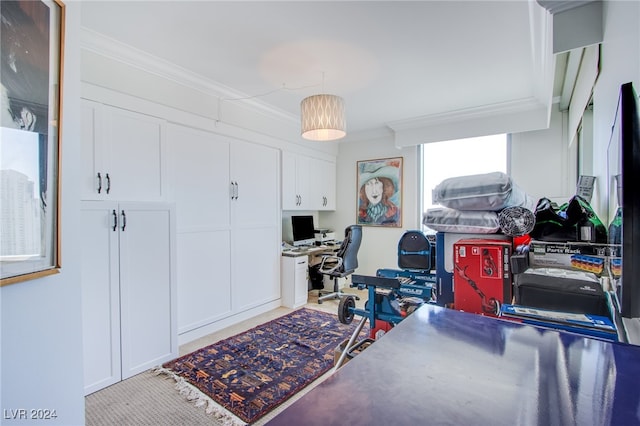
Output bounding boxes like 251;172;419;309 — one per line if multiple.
356;157;403;227
1;0;65;286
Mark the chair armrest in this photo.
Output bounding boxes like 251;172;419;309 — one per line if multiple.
318;255;343;274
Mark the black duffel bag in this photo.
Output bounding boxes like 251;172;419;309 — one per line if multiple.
530;195;607;243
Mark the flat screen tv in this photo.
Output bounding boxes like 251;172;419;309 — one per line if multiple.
607;82;640;318
291;215;316;247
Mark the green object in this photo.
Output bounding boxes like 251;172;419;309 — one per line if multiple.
609;206;623;244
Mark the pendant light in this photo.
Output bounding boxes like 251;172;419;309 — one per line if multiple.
300;73;345;141
300;94;346;141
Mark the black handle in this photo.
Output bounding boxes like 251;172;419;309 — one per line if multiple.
112;209;117;231
121;210;126;231
106;173;111;194
235;181;239;200
97;172;102;194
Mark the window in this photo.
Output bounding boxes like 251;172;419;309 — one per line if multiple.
421;134;508;232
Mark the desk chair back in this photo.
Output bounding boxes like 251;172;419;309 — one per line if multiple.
336;225;362;274
317;225;362;304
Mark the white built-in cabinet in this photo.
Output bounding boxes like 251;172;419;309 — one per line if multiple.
311;158;336;210
81;99;166;201
282;152;336;210
165;123;281;335
81;201;177;395
281;255;309;308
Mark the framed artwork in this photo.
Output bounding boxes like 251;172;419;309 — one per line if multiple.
1;0;65;286
356;157;403;227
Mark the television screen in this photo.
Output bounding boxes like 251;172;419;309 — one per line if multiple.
291;215;316;247
607;82;640;319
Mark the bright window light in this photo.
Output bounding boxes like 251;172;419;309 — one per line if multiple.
422;134;507;230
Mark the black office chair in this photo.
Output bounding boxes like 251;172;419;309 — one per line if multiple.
317;225;362;304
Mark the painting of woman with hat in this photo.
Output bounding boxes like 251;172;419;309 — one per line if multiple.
357;157;402;227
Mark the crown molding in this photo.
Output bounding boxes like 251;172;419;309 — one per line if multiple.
536;0;596;15
80;27;298;124
389;97;550;147
387;97;545;132
388;1;555;147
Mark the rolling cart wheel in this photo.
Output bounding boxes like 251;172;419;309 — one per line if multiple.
492;299;501;316
338;296;356;324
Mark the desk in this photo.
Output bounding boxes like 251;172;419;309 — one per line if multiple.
281;245;340;308
266;304;640;425
281;244;340;266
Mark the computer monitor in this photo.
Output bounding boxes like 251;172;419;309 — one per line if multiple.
291;215;316;247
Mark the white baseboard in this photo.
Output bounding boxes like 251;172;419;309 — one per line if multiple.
178;300;282;346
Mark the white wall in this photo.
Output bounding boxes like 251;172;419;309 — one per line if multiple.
321;136;419;275
325;106;576;277
1;4;85;425
326;0;640;279
592;0;640;221
1;4;633;424
511;105;577;205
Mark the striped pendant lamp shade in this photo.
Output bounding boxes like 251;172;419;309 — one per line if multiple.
300;94;346;141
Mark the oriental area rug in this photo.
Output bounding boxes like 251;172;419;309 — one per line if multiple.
158;308;366;425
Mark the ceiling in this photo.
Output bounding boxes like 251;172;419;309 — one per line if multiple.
80;1;559;142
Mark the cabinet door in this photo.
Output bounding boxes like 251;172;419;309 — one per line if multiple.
295;154;313;209
231;140;279;227
166;125;233;333
282;151;298;210
81;99;107;200
119;202;177;379
231;141;281;311
281;152;313;210
307;157;336;210
293;256;310;307
102;106;166;201
316;158;336;210
234;226;281;311
165;124;230;231
281;255;309;308
81;201;121;395
176;230;232;333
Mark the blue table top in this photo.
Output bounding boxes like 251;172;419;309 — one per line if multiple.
266;304;640;426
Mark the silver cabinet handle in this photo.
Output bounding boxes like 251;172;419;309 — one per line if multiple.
235;181;239;200
105;173;111;194
121;210;127;231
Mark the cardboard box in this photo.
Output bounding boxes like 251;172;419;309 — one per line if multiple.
453;239;512;316
435;232;511;308
528;240;621;277
334;338;375;368
334;339;353;367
